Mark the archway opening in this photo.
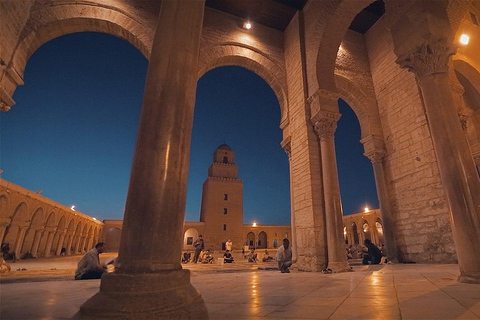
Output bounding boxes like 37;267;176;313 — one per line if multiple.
336;99;378;215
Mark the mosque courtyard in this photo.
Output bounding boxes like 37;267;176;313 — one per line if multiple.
1;253;479;320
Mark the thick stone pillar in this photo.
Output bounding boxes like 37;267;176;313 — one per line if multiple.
397;37;480;283
311;108;350;273
75;1;208;319
361;134;399;263
281;137;297;262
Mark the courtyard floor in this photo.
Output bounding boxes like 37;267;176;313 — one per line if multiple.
1;253;480;319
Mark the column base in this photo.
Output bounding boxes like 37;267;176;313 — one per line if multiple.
73;269;208;320
458;273;480;284
327;261;352;273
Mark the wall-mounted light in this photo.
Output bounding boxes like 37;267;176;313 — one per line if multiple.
364;207;370;213
71;205;76;211
252;222;257;227
460;34;470;45
243;21;252;30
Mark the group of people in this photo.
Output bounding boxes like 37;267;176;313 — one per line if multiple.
72;236;294;280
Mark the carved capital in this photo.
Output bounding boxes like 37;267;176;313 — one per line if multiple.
396;37;456;81
365;150;386;164
280;137;291;158
311;110;341;140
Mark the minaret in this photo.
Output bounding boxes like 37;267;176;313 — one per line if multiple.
199;144;244;250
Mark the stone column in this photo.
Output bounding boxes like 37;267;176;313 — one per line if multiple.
281;137;297;262
76;1;208;319
31;228;44;257
14;226;28;259
66;233;75;255
55;231;66;256
311;109;350;273
44;230;55;257
397;37;480;283
361;134;398;263
0;223;8;244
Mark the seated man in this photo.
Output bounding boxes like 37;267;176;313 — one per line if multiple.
247;249;258;263
74;242;107;280
182;251;191;264
262;249;273;262
276;238;293;273
362;239;382;265
223;250;234;263
201;250;214;264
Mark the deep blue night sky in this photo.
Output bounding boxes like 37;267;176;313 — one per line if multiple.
0;33;378;225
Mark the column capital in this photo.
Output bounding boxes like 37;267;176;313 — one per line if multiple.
280;136;291;158
396;37;456;81
311;110;341;140
365;150;387;164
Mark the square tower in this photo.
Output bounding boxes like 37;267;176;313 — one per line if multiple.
199;144;244;250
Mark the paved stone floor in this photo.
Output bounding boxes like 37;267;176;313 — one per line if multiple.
1;254;480;319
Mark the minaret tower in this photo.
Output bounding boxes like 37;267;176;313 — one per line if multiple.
199;144;244;250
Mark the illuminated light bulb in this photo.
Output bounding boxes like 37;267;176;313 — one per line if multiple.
460;34;470;45
243;21;252;30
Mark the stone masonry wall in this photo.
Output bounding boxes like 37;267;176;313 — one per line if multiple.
364;15;456;263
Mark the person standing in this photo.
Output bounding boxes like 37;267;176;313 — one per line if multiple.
276;238;293;273
74;242;107;280
193;235;204;263
225;239;233;252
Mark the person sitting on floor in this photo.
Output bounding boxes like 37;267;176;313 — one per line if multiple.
362;239;382;265
223;250;234;263
247;249;258;263
276;238;293;273
182;251;191;264
74;242;107;280
201;250;214;264
262;249;274;262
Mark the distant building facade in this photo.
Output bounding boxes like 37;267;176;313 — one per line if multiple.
0;145;387;258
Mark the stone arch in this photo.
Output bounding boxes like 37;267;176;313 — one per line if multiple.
351;222;359;245
246;232;255;248
21;206;45;254
314;0;375;92
85;225;94;251
375;218;385;244
10;1;154;98
105;227;122;251
52;215;67;256
363;220;371;241
257;231;267;249
198;45;287;123
453;60;480;97
335;74;382;140
183;228;199;250
64;218;75;255
45;212;57;228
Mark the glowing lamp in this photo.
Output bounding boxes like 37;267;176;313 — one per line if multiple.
252;222;257;227
71;205;76;211
243;21;252;30
460;34;470;45
364;207;370;213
